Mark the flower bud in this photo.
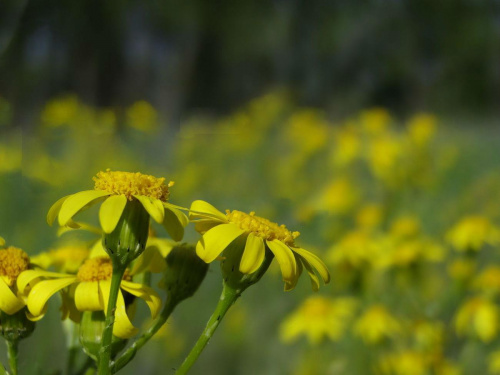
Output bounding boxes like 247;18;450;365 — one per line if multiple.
79;311;127;361
0;309;35;342
103;200;150;267
160;244;208;301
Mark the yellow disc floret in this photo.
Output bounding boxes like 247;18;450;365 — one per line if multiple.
0;247;30;286
93;169;173;201
226;210;300;246
77;257;131;282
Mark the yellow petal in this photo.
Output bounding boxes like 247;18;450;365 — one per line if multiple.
285;255;304;292
196;224;245;263
299;256;320;291
0;278;25;314
239;233;265;274
189;200;227;221
291;247;330;284
134;195;165;224
27;277;77;317
47;195;69;226
162;206;189;241
121;280;162;319
99;281;138;339
266;240;297;285
75;282;102;311
193;219;222;234
58;190;110;226
147;238;175;258
99;195;128;233
17;270;74;295
131;246;166;275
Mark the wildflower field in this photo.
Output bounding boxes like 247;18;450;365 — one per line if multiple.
0;92;499;375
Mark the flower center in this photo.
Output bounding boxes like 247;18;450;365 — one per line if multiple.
226;210;300;246
77;257;132;282
0;247;30;286
93;169;173;201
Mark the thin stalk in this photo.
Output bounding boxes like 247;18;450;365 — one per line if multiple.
97;263;126;375
111;294;178;373
175;285;239;375
6;340;18;375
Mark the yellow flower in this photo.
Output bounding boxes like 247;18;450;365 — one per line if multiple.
474;266;500;295
360;108;391;135
41;95;79;127
189;200;330;291
356;204;383;231
447;259;476;282
354;305;401;344
378;350;428;375
331;122;361;167
30;244;90;273
390;216;421;239
280;296;357;345
446;216;500;251
314;178;359;215
17;256;161;339
489;349;500;374
328;230;382;269
47;169;188;241
126;101;158;132
0;247;30;315
407;113;437;147
0;236;5;247
455;296;498;342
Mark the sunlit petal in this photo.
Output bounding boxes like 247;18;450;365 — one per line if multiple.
121;280;162;319
291;247;330;284
0;278;25;314
99;195;128;233
75;282;102;311
58;190;110;226
197;224;245;263
266;240;297;286
27;277;77;317
47;195;69;226
239;233;265;274
189;200;228;222
162;206;189;241
134;195;165;224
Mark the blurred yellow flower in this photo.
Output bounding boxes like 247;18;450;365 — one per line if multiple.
126;100;158;132
367;135;402;184
285;109;330;154
407;113;437;147
447;259;476;282
331;122;361;167
31;245;90;273
390;216;421;239
474;266;500;295
0;247;29;315
455;296;499;342
0;142;22;173
280;296;357;345
356;204;383;230
354;305;401;344
0;236;5;247
18;256;161;338
41;95;79;127
446;216;500;251
360;108;391;135
328;230;381;269
489;350;500;375
378;350;428;375
314;178;360;215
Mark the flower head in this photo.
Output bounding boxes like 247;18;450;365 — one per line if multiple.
446;216;500;252
189;200;330;291
280;296;357;345
30;245;89;273
0;246;30;315
354;305;402;344
17;256;161;338
48;169;188;241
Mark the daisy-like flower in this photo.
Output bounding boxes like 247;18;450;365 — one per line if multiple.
17;256;161;339
189;200;330;291
30;244;90;273
47;169;188;241
0;246;30;315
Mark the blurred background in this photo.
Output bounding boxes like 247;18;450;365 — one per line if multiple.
1;1;500;374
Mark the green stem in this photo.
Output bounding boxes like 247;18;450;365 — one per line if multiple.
111;294;179;374
175;284;239;375
97;263;126;375
6;340;18;375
